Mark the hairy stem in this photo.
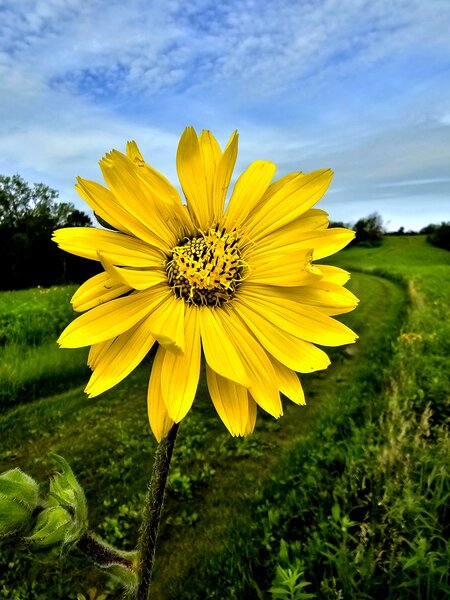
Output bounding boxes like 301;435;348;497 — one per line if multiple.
78;532;134;570
136;423;179;600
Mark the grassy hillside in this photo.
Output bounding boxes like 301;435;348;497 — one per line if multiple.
0;236;448;599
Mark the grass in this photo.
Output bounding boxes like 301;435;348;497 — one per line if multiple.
238;236;450;600
0;236;448;599
0;285;88;410
0;343;89;409
0;285;76;346
0;271;404;599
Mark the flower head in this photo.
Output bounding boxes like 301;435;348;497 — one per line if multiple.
54;128;358;441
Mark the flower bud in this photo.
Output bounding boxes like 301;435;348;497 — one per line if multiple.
26;455;89;548
26;505;74;547
0;468;39;537
48;454;88;533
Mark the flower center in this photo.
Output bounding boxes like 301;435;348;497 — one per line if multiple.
166;226;243;306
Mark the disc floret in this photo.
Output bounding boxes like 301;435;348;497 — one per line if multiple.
166;226;243;306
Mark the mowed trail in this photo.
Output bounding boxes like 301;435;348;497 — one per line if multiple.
0;272;406;599
150;272;406;598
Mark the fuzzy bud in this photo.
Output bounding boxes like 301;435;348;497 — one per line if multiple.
26;455;88;548
0;468;39;537
26;505;75;547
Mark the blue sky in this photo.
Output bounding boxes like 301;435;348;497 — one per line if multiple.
1;0;449;231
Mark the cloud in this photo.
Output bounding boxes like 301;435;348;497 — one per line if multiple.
0;0;450;231
3;0;450;100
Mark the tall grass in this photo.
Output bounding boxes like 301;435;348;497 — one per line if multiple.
256;237;450;599
0;285;88;410
0;285;76;345
0;342;89;409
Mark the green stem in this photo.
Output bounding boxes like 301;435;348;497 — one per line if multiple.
136;423;179;600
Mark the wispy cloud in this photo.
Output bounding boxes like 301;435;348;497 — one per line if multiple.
1;0;449;230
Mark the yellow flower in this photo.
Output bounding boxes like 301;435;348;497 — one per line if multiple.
54;128;358;441
399;332;423;344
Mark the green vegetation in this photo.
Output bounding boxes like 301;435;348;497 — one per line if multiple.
0;236;448;599
352;211;384;247
0;286;76;346
424;222;450;252
0;286;88;409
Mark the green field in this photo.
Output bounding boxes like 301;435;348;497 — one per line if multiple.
0;285;89;409
0;236;448;599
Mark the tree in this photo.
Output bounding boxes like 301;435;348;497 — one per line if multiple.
0;174;97;290
420;223;439;235
352;212;384;246
426;222;450;251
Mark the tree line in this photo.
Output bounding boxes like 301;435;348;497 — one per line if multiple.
0;174;99;290
331;212;450;250
1;174;449;291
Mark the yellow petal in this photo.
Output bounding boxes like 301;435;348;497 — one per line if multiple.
220;308;282;418
292;281;359;316
251;172;299;211
176;127;210;228
248;228;355;264
206;365;249;436
199;130;222;218
237;288;358;347
243;396;257;435
76;177;161;242
241;172;297;225
241;282;358;317
58;285;170;348
125;140;145;163
318;265;351;285
148;347;175;442
247;249;321;287
234;301;330;373
247;209;329;257
282;208;329;231
245;169;333;241
99;253;166;291
160;307;201;422
88;338;114;369
199;308;250;387
224;160;276;227
212;131;238;220
126;140;181;209
148;293;185;352
53;228;165;267
270;357;305;405
100;150;177;250
85;317;157;397
312;228;356;259
71;271;131;312
126;140;193;234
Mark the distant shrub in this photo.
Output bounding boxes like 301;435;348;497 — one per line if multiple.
426;221;450;251
420;223;439;235
328;220;349;229
388;227;419;236
352;212;384;247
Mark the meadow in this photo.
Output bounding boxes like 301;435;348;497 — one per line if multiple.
0;235;448;599
0;286;88;409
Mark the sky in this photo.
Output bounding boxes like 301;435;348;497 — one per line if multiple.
1;0;449;231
